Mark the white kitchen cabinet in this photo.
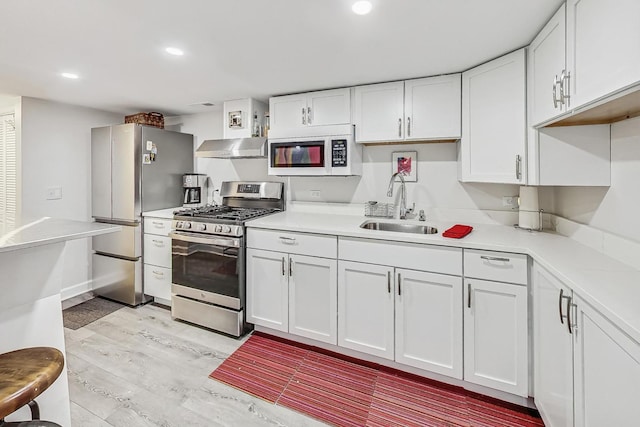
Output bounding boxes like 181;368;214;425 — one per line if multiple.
566;0;640;111
573;294;640;427
246;230;338;344
353;75;461;143
338;261;395;360
460;48;526;184
338;238;463;376
142;217;172;302
269;88;351;132
533;264;574;427
395;268;463;379
463;249;529;396
529;4;567;126
464;278;528;396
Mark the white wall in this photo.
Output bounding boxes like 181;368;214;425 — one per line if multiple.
20;97;122;297
166;110;525;215
554;116;640;242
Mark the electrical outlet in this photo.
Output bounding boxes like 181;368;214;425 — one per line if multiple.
502;195;518;208
310;190;321;198
46;186;62;200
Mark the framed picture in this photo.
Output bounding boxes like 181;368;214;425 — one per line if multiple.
391;151;417;182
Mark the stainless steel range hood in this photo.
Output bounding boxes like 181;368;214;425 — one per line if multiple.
195;137;267;158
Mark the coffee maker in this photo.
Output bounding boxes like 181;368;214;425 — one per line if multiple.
182;174;208;207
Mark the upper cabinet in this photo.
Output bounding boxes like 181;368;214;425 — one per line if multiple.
529;4;567;126
530;0;640;127
566;0;640;111
459;49;526;184
223;98;267;139
353;74;461;144
269;88;351;132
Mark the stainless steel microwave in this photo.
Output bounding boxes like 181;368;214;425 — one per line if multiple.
267;124;362;176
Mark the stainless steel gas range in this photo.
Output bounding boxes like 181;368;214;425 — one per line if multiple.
169;181;284;336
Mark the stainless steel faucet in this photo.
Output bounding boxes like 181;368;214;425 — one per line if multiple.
387;172;414;219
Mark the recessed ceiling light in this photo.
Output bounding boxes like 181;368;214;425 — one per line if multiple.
61;72;79;79
352;1;372;15
165;47;184;56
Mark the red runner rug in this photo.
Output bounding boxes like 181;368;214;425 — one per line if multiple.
210;333;544;427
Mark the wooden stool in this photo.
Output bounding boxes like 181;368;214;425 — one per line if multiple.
0;347;64;427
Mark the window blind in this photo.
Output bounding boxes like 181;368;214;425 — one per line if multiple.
0;113;17;226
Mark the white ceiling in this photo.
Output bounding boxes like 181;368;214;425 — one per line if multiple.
0;0;563;116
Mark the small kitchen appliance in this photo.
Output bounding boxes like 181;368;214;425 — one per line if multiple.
182;173;208;207
170;181;284;337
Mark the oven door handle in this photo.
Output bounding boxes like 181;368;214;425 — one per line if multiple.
169;231;241;248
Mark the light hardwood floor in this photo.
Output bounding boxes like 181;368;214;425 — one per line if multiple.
64;303;327;427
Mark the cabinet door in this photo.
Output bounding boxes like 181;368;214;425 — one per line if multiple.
460;49;526;184
573;295;640;427
246;248;288;332
353;82;405;143
307;88;351;126
338;261;394;360
269;94;307;131
143;234;171;268
404;74;461;140
533;264;573;427
567;0;640;110
464;278;528;396
289;255;337;345
529;4;567;126
395;269;463;379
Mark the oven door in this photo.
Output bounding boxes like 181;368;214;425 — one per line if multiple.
267;137;331;176
169;231;243;310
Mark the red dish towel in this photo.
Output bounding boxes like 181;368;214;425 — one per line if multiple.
443;224;473;239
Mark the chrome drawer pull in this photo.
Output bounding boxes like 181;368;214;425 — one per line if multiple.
279;236;296;244
152;270;164;277
480;255;510;262
152;221;165;227
152;239;164;246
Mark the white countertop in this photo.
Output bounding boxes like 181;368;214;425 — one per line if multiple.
246;211;640;344
0;217;121;253
142;207;180;219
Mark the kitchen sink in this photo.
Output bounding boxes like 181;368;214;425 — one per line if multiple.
359;221;438;235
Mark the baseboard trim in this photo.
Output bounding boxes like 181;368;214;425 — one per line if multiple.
61;280;93;302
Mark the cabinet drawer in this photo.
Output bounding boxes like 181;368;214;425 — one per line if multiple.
144;217;172;236
338;237;462;276
144;234;171;268
144;264;171;301
464;249;528;285
247;229;337;258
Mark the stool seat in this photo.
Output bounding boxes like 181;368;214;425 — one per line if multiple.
0;347;64;420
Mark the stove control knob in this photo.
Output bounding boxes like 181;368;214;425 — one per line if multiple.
184;222;192;229
222;225;232;234
175;221;183;228
198;223;206;231
215;225;223;233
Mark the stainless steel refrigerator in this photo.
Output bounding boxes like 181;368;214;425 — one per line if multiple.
91;123;193;305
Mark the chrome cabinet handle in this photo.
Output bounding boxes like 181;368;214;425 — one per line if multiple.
152;270;164;277
515;155;522;180
398;118;402;138
566;296;574;334
302;108;306;125
307;107;312;125
281;257;285;276
559;288;565;324
467;283;472;308
279;236;296;244
553;75;559;108
397;273;402;296
562;70;571;107
407;117;411;137
152;239;164;246
152;221;165;227
480;255;510;262
289;258;293;277
387;271;391;294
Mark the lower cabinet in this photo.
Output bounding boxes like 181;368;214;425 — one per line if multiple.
337;260;463;379
463;278;528;396
142;217;173;302
573;294;640;427
533;264;574;427
246;248;337;345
